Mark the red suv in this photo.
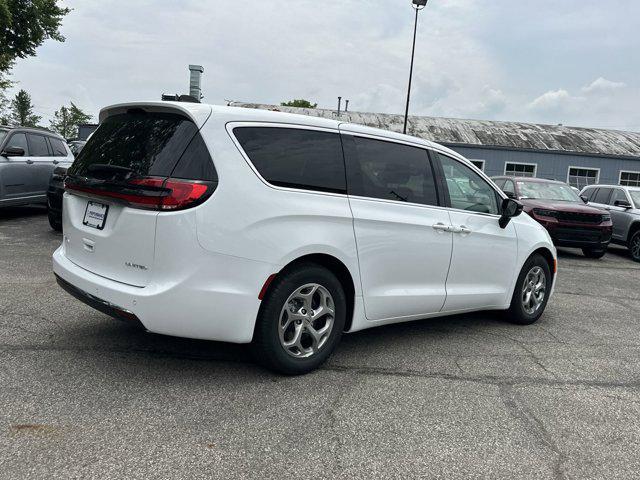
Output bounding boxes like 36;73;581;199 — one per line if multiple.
492;177;612;258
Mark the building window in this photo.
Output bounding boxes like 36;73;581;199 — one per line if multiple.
470;159;485;171
505;162;536;177
620;171;640;187
567;167;599;190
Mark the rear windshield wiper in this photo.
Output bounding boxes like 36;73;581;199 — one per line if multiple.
86;164;140;181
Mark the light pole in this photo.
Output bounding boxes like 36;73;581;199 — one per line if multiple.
403;0;428;134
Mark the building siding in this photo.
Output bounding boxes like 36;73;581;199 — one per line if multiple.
449;146;640;185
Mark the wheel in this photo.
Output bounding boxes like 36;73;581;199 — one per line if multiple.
48;210;62;232
582;248;606;259
630;231;640;263
506;254;552;325
252;263;346;375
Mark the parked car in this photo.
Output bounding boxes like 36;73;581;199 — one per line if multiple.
580;185;640;262
53;102;557;374
67;140;86;157
46;164;71;231
492;176;612;258
0;126;73;208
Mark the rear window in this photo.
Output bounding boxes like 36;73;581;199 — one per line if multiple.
233;127;346;194
27;133;51;157
68;111;216;181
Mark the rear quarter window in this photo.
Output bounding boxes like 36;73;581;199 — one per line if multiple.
233;127;346;194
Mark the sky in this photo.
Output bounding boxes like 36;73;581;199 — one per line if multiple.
6;0;640;131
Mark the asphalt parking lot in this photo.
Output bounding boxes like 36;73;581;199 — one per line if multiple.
1;206;639;479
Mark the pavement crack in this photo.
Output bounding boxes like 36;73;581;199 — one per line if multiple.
499;385;568;480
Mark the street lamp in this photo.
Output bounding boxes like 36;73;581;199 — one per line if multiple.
403;0;429;134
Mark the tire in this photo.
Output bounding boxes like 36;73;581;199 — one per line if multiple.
48;210;62;232
630;230;640;263
252;263;346;375
506;254;552;325
582;248;606;259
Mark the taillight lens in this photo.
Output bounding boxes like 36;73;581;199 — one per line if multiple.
64;176;215;211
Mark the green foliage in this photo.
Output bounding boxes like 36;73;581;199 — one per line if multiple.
0;0;71;72
50;102;92;139
280;99;318;109
9;89;41;127
0;71;11;124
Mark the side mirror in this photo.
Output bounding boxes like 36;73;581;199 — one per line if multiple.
499;198;524;229
580;195;589;204
1;146;25;157
504;191;517;200
614;199;632;209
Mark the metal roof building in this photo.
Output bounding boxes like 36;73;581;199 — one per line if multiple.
234;103;640;189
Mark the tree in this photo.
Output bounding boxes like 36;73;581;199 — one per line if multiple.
280;99;318;109
0;71;11;124
9;89;41;127
50;102;92;139
0;0;71;73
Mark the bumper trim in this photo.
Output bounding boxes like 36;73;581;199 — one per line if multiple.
55;274;145;328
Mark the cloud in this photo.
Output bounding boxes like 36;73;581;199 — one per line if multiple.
581;77;626;93
527;89;584;112
5;0;640;131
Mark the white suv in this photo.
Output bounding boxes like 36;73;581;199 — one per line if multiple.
53;102;557;374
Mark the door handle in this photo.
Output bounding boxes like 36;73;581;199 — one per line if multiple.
432;223;450;232
53;160;60;165
26;159;34;165
450;225;472;234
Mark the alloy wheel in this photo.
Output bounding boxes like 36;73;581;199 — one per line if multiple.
278;283;335;358
632;233;640;261
521;266;546;315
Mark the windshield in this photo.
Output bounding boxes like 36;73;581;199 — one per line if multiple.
517;181;580;202
629;190;640;208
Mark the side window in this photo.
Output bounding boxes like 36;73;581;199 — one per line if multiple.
6;133;29;155
609;189;628;206
436;153;499;215
49;137;68;157
593;188;612;204
582;187;596;201
27;134;50;157
493;178;506;189
503;179;516;195
343;135;438;206
233;127;345;194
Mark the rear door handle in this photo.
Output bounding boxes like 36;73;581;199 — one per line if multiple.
450;225;472;234
53;160;60;165
25;159;34;165
432;223;450;232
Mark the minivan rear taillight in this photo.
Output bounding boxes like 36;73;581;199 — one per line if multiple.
64;176;215;211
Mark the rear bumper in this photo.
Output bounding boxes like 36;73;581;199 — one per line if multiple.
52;245;277;344
55;274;145;328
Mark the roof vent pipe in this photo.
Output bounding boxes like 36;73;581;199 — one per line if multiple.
337;96;342;116
188;65;204;102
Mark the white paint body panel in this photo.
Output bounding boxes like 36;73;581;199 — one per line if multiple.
53;102;556;344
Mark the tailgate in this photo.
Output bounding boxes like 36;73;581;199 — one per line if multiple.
63;193;157;287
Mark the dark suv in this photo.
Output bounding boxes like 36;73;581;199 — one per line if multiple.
1;126;73;211
493;177;612;258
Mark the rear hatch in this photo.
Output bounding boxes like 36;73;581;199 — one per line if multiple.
62;104;216;287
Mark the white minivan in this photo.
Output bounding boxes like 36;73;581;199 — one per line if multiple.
53;101;557;374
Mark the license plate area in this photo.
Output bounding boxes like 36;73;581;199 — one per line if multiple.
83;201;109;230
